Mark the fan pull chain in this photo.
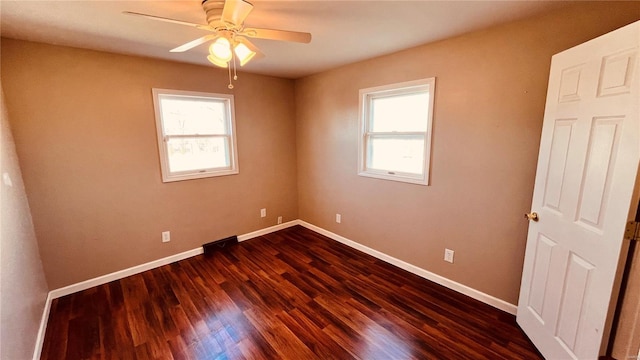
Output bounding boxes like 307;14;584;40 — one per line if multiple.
233;52;238;81
227;46;239;89
227;60;234;89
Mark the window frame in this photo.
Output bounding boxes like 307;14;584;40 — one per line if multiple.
357;78;435;186
152;88;239;183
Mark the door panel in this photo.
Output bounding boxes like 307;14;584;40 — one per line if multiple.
528;234;556;319
543;119;575;213
576;117;622;230
555;253;593;352
518;21;639;360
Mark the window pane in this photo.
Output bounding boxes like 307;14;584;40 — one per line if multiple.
370;92;429;132
368;137;425;175
160;96;227;135
166;137;229;173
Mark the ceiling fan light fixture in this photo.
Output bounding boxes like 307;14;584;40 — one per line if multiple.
207;54;229;68
233;42;256;66
125;0;312;88
209;37;232;61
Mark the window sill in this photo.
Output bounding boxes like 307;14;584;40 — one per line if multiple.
358;170;428;186
162;168;239;183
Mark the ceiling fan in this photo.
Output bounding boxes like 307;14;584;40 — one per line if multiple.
124;0;311;88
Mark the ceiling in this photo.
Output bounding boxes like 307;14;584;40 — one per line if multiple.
0;1;567;79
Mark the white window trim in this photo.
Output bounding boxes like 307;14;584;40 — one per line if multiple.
357;78;435;186
152;88;239;183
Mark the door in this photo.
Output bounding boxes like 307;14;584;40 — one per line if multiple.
517;21;640;359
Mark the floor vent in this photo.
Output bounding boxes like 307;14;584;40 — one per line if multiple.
203;235;238;255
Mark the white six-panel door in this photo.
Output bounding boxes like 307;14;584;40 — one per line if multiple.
517;21;639;360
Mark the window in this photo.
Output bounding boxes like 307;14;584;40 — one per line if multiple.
358;78;435;185
152;88;239;182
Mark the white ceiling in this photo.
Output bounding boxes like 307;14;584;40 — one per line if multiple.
0;1;567;79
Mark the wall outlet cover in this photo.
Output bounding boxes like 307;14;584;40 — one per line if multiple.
444;249;454;263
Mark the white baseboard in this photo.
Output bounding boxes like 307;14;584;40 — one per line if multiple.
49;220;299;300
49;247;204;299
39;218;515;359
48;218;517;312
238;220;299;241
32;292;52;360
298;220;518;315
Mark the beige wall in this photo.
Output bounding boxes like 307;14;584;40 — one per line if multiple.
0;85;49;359
1;39;299;289
294;2;640;304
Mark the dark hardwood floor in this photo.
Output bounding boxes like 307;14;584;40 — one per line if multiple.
41;225;543;359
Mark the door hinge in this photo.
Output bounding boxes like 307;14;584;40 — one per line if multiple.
624;221;640;241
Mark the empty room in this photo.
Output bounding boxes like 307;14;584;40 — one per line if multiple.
2;1;640;359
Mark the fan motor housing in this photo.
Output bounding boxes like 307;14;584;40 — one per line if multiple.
202;0;226;29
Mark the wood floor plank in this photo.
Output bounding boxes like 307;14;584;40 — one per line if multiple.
243;308;318;359
65;314;100;359
276;307;353;360
41;225;542;359
314;293;413;359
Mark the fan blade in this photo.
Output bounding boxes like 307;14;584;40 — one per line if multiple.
122;11;207;29
221;0;254;26
241;27;311;43
170;34;218;52
243;38;265;59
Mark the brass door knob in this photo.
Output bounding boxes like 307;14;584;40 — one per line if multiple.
525;212;539;222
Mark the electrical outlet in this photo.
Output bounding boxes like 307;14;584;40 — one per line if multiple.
336;214;341;223
260;208;266;218
277;216;283;225
444;248;454;263
162;231;170;243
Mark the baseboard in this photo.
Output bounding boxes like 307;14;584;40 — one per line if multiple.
298;220;518;315
32;292;52;360
48;247;203;299
48;218;516;313
237;220;299;241
49;220;299;300
42;217;516;360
